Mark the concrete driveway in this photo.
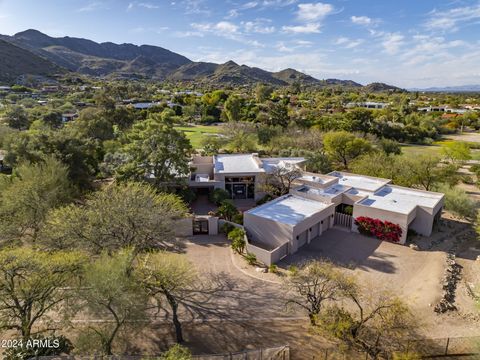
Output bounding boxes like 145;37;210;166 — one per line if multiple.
280;228;446;311
182;235;299;321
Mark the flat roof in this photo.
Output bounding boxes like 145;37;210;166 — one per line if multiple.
329;171;390;192
214;154;263;174
247;195;332;226
261;157;305;173
359;185;443;214
297;184;349;198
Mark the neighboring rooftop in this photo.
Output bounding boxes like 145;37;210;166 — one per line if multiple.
247;194;332;226
261;157;305;173
214;154;263;174
359;185;443;214
329;171;390;192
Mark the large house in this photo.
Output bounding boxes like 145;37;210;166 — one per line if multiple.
243;170;444;265
187;154;444;265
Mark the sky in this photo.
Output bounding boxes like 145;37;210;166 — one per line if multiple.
0;0;479;88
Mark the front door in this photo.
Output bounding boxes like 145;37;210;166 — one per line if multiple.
232;184;247;199
193;219;209;234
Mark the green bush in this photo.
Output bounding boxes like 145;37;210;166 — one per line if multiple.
232;212;244;225
220;222;235;234
244;252;257;265
288;265;298;275
216;200;239;221
343;205;353;216
209;188;230;205
160;344;192;360
268;264;278;273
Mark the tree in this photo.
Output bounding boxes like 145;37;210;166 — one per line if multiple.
136;252;197;343
317;290;415;359
4;106;30;130
378;139;402;156
40;182;189;257
285;261;355;326
0;157;73;244
400;155;444;191
436;184;477;220
216;200;239;222
117;113;193;187
42;111;63;129
224;95;243;122
209;188;231;205
77;250;147;355
266;101;290;128
3;128;101;190
0;248;85;339
264;166;303;196
228;228;246;254
323;131;372;169
343;108;374;135
255;83;273;103
441;141;471;164
306;151;333;174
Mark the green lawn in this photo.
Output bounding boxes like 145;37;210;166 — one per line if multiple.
400;144;442;157
174;125;222;149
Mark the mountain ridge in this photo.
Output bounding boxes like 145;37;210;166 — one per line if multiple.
0;29;401;91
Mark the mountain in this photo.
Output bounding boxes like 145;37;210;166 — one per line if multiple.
1;29;401;90
1;29;191;78
0;39;62;82
409;85;480;93
362;82;402;92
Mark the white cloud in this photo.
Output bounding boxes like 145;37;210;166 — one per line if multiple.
243;19;275;34
425;3;480;32
127;2;160;11
351;15;372;26
282;23;321;33
77;2;105;12
335;37;364;48
296;3;334;22
382;33;404;54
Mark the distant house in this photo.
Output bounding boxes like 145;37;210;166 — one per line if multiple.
346;101;389;109
62;113;78;122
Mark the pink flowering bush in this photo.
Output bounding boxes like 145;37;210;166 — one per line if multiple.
354;216;402;243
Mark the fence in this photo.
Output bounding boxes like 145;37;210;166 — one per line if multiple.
308;336;480;359
193;345;290;360
334;212;352;229
26;345;290;360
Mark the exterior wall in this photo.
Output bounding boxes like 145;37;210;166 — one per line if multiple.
243;212;293;250
291;205;335;252
175;217;193;237
352;205;410;244
208;217;219;235
409;205;442;237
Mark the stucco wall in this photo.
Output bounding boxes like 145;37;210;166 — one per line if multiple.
244;212;292;250
352;205;410;244
291;205;335;252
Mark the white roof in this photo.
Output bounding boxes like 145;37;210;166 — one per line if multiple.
247;195;332;226
297;184;349;198
214;154;263;174
359;185;443;214
329;172;390;192
261;157;305;173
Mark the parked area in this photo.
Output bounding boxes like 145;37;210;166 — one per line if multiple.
170;228;480;357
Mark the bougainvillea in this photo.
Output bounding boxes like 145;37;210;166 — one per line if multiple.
354;216;402;243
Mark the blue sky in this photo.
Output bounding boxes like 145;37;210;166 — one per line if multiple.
0;0;479;87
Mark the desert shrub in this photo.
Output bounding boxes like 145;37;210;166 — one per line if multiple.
209;188;230;205
288;265;298;275
268;264;278;273
232;212;244;225
220;222;235;234
244;252;257;265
